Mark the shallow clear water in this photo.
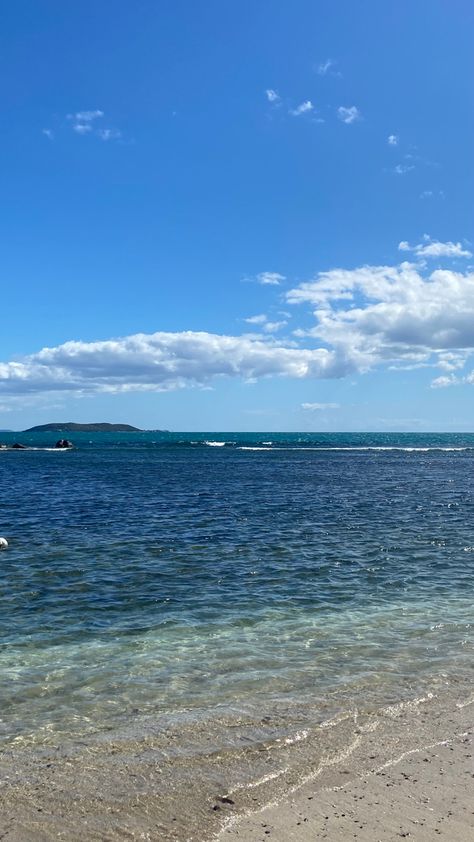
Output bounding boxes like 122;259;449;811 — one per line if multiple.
0;431;473;748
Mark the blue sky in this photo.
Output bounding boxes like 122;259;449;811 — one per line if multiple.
1;0;473;431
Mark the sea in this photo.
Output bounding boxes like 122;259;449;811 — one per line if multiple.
0;431;473;840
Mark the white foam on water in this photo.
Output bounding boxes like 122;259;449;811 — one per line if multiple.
204;441;227;447
239;446;273;451
281;729;309;746
381;692;434;717
237;446;471;452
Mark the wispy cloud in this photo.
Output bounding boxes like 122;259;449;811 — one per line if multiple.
265;89;280;103
393;163;414;175
68;110;104;123
398;235;472;259
387;134;399;146
302;402;340;410
420;190;445;200
68;110;104;134
263;320;287;333
244;314;267;325
316;58;339;76
73;123;93;135
256;271;286;286
97;128;122;141
290;100;314;117
244;313;287;333
65;109;122;142
431;374;460;388
337;106;361;124
42;128;54;140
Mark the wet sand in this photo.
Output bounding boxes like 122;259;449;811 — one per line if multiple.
218;709;474;842
0;693;472;841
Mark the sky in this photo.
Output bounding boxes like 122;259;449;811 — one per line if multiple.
1;0;473;431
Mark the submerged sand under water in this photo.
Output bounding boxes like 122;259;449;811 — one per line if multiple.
0;683;472;841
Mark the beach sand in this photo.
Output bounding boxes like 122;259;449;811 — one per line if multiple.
0;694;472;841
217;712;474;842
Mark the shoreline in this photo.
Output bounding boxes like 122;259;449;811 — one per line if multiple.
216;723;474;841
0;687;472;841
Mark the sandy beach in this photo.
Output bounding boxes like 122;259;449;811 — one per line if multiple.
0;691;471;841
217;703;474;842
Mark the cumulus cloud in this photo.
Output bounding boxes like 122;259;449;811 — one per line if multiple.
287;256;474;376
290;100;314;116
398;236;472;259
7;240;474;399
0;332;345;397
393;163;414;175
302;402;340;410
387;134;399;146
265;89;280;103
337;106;360;124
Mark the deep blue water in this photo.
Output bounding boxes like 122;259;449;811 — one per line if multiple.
0;431;473;746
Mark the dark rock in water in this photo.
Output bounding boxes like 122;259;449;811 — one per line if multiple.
12;443;27;449
55;439;74;449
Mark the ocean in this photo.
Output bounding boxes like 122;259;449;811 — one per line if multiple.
0;431;473;839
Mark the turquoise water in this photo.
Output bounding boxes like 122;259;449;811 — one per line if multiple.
0;431;473;748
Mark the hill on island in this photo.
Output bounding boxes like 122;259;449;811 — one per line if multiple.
23;422;142;433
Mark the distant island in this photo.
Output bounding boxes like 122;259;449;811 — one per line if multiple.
23;422;142;433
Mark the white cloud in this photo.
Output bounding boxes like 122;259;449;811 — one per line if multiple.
42;128;54;140
97;128;122;141
387;134;399;146
0;332;344;397
290;100;314;116
7;241;474;399
66;110;121;142
265;89;280;103
244;314;287;333
302;402;340;410
337;106;360;124
256;271;286;286
287;254;474;376
394;163;414;174
398;236;472;259
244;314;267;325
263;320;287;333
436;351;468;371
69;110;104;122
317;59;336;76
430;375;459;388
420;190;445;200
73;124;92;135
